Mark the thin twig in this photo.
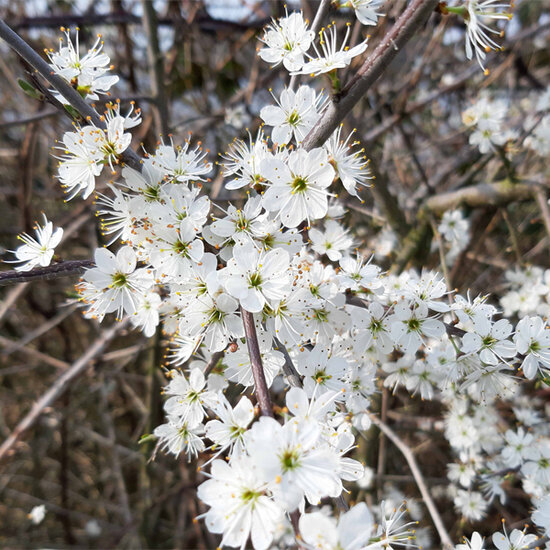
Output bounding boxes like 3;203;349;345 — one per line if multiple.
534;187;550;250
367;412;454;550
141;0;169;136
0;319;128;464
2;304;78;357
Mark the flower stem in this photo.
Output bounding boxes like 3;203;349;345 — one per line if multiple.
240;307;274;417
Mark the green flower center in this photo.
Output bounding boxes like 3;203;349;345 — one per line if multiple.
249;272;263;288
291;176;308;194
111;272;128;288
280;448;301;472
287;110;300;126
173;240;189;257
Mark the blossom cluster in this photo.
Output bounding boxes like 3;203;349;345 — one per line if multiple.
4;6;548;550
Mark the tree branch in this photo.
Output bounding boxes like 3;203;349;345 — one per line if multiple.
302;0;439;151
0;260;94;286
240;308;273;417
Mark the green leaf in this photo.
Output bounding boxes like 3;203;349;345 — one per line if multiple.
139;433;157;445
17;78;44;101
63;104;81;120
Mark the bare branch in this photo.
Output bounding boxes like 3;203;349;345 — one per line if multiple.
302;0;440;151
0;259;94;286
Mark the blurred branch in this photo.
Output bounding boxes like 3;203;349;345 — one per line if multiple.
424;180;534;214
9;12;269;32
0;319;128;465
141;0;169;136
367;412;454;550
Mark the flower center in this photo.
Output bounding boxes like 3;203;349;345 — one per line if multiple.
173;240;189;257
111;272;128;288
249;272;263;288
280;448;301;472
291;176;308;193
287;110;300;126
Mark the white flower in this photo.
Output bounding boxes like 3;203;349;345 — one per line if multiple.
219;241;290;313
388;301;445;355
197;456;284;550
130;290;161;337
461;318;516;365
151;139;212;184
309;220;353;261
258;11;314;72
325;125;372;198
260;85;325;145
453;292;495;333
296;344;349;397
439;210;470;246
346;0;385;26
500;427;534;468
245;416;343;511
525;115;550;157
292;23;368;76
462;1;512;74
299;503;375;550
456;531;485;550
153;416;205;460
178;291;243;354
224;333;284;388
222;130;272;190
56;126;104;199
46;28;119;102
205;395;255;458
80;246;153;321
492;526;537;550
262;147;335;228
163;368;219;428
454;490;488;521
28;504;46;525
210;195;270;247
338;255;383;293
9;215;63;272
532;494;550;532
514;316;550;379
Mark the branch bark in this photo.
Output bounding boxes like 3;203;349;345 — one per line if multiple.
0;260;94;286
240;308;274;417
